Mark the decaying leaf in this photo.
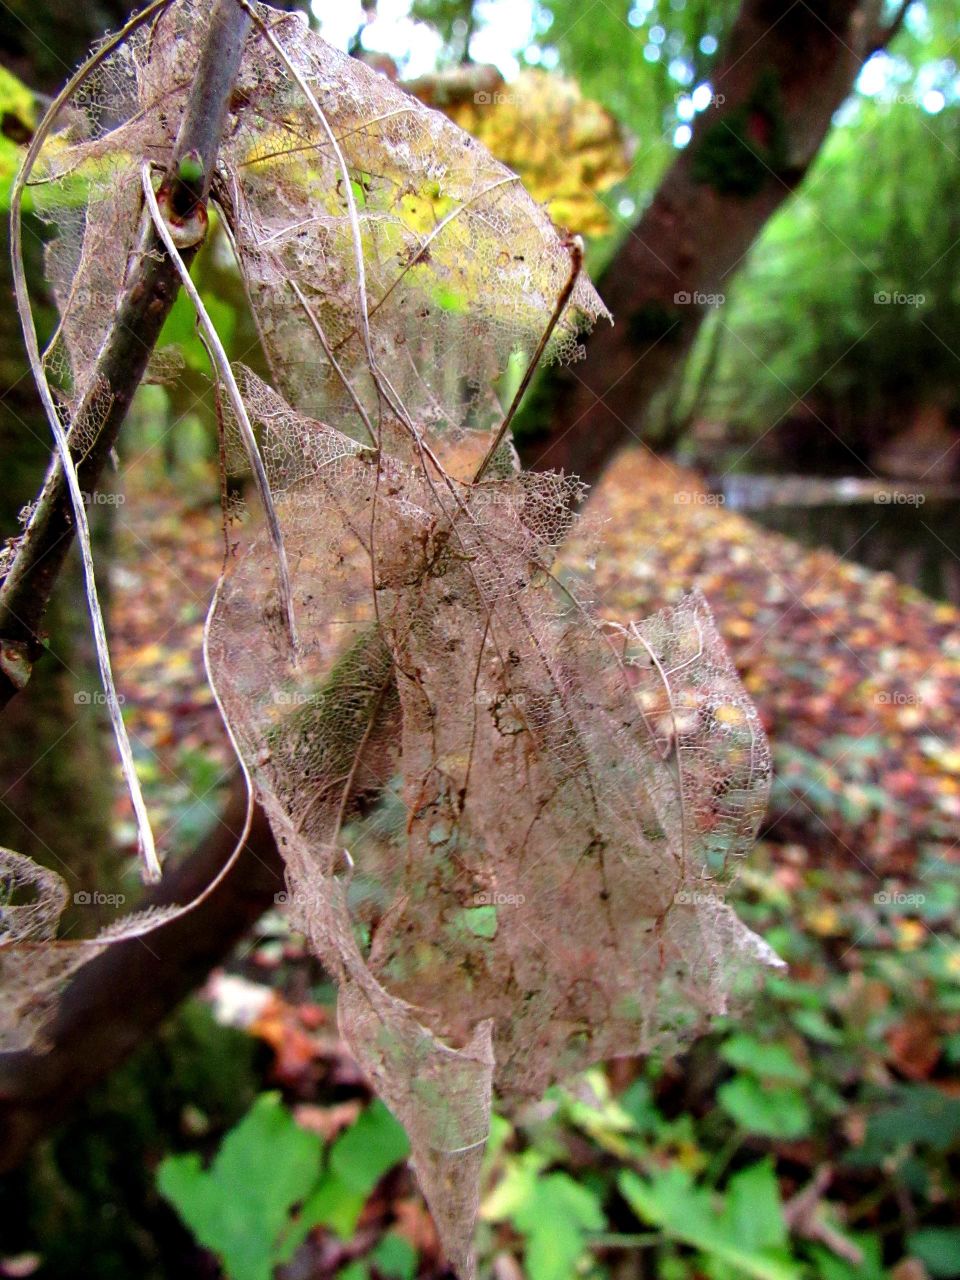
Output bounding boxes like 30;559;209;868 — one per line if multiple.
0;848;184;1052
205;369;777;1273
3;5;776;1274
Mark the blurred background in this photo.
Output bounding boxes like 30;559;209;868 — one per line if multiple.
1;0;960;1277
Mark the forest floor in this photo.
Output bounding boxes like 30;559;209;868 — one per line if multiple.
112;446;960;880
563;447;960;880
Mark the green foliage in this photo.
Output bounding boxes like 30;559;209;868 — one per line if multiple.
484;1150;606;1280
157;1094;410;1280
307;1097;411;1237
907;1228;960;1279
409;0;476;65
683;99;960;444
537;0;739;197
716;1033;812;1139
0;999;260;1280
157;1093;323;1280
157;279;236;375
471;838;960;1279
0;64;35;213
859;1084;960;1156
370;1232;418;1279
619;1161;799;1280
719;1033;809;1085
717;1074;812;1140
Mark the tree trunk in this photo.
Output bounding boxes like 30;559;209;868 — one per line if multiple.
519;0;894;487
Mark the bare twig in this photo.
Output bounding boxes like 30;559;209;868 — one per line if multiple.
783;1166;865;1267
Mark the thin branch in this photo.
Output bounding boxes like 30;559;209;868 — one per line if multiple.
0;0;252;712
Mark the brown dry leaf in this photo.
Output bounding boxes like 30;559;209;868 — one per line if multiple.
886;1011;941;1081
207;369;777;1276
293;1100;362;1141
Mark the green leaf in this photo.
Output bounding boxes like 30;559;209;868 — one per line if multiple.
865;1085;960;1154
790;1007;844;1046
461;905;498;938
560;1069;640;1156
718;1076;812;1139
720;1035;810;1084
907;1228;960;1278
512;1172;605;1280
0;65;35;214
481;1148;549;1221
156;1092;323;1280
0;65;36;129
157;287;236;372
337;1263;371;1280
617;1078;663;1134
619;1167;801;1280
298;1170;369;1240
805;1235;886;1280
370;1232;418;1279
723;1161;788;1252
295;1100;410;1243
329;1099;410;1195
